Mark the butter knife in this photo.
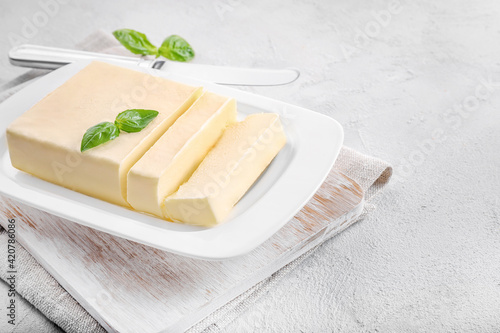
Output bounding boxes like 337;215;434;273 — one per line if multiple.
9;44;300;86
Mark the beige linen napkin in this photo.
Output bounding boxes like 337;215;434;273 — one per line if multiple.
0;31;392;333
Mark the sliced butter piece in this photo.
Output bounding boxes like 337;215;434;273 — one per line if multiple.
164;113;287;226
127;91;237;217
6;61;202;206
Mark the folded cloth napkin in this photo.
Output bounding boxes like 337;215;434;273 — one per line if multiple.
0;31;392;333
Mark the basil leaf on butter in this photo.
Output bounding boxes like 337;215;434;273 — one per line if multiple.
115;109;159;133
112;29;158;56
81;122;120;152
158;35;195;62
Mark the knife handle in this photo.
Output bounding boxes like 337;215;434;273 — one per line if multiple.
9;44;155;70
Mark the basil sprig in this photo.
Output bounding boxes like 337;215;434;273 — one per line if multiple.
81;122;120;152
158;35;195;62
81;109;159;152
112;29;158;56
115;109;159;133
112;29;195;62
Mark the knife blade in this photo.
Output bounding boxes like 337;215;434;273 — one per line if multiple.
9;44;300;86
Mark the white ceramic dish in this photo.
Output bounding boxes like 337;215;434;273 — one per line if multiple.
0;60;343;260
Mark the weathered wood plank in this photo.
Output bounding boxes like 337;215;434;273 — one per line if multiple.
0;169;363;333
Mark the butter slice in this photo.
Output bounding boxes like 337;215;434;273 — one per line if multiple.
164;113;286;226
6;61;202;206
127;91;237;217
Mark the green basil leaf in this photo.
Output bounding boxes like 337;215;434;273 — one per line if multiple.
112;29;158;56
114;109;159;133
158;35;195;62
81;122;120;152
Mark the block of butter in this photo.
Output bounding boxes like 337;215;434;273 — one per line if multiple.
6;61;202;206
164;113;287;226
127;91;237;217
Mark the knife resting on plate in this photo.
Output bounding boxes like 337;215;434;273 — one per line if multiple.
9;44;300;86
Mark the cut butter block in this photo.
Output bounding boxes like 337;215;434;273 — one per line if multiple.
164;113;286;226
6;61;202;206
127;91;237;217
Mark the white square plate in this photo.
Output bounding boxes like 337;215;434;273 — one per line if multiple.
0;60;343;260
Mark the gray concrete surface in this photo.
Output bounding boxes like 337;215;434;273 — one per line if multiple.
1;0;499;332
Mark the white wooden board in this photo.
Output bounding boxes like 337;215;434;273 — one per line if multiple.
0;168;364;333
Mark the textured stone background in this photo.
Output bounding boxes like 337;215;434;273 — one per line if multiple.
1;0;500;332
